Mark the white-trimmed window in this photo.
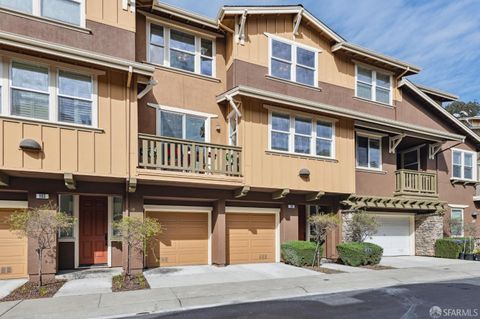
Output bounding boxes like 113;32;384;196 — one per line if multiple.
356;134;382;170
58;194;74;239
452;149;476;181
356;65;392;105
228;111;238;146
147;22;215;77
1;58;97;127
269;111;335;158
112;196;123;239
450;208;464;237
0;0;85;27
268;34;318;87
159;110;207;142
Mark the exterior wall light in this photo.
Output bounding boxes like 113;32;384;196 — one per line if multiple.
299;168;310;178
19;139;42;152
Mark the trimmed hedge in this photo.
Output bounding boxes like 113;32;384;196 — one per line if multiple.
336;242;383;267
435;238;474;259
281;240;319;267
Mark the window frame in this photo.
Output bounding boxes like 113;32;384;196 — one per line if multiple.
155;105;213;143
355;64;393;106
400;147;420;171
0;57;98;128
267;108;336;159
0;0;86;28
451;148;477;181
355;132;383;171
146;20;216;78
267;33;319;87
450;208;464;237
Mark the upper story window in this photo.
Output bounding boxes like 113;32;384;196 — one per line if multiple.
452;149;476;181
268;34;318;87
0;0;84;27
356;134;382;170
355;65;392;105
268;111;335;159
159;110;207;142
1;58;97;127
148;22;215;77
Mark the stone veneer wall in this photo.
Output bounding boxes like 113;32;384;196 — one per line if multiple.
415;214;444;256
341;213;352;242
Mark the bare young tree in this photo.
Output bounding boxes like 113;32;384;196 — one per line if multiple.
8;203;74;287
308;213;340;267
113;216;162;276
346;212;379;243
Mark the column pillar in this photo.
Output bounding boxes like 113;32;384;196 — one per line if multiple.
211;199;226;266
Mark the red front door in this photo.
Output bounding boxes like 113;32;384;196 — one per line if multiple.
79;196;108;265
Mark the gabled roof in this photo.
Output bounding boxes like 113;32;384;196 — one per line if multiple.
398;79;480;144
151;1;219;30
218;5;345;43
414;83;458;102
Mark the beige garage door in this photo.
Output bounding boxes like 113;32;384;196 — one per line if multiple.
146;211;209;267
226;213;276;264
0;209;28;279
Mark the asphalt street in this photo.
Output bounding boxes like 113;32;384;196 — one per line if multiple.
129;277;480;319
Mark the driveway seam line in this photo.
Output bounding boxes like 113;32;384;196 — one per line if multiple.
0;300;22;318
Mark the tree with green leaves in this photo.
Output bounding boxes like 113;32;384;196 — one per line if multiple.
8;203;75;287
113;216;162;276
308;213;340;267
445;101;480;117
346;212;379;243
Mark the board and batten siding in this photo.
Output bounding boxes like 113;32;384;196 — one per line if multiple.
225;14;402;100
86;0;136;32
0;70;131;178
240;97;355;193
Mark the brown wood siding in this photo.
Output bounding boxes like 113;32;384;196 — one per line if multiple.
0;208;28;279
0;69;132;178
226;213;276;264
146;212;209;267
240;97;355;193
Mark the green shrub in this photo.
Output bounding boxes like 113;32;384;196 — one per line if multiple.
281;240;319;267
336;242;383;266
435;238;474;259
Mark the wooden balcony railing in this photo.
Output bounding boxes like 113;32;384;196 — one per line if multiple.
395;169;438;197
138;134;242;176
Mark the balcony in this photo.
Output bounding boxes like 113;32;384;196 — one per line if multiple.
138;134;242;177
395;169;438;198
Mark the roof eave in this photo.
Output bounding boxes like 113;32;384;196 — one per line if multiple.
153;1;219;30
413;83;459;102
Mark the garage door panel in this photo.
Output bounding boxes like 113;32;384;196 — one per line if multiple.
226;212;276;265
147;211;208;267
0;209;28;279
368;214;413;256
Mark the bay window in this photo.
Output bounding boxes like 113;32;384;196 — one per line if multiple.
148;22;215;77
159;110;207;142
1;59;97;127
452;149;476;181
356;134;382;170
268;35;318;86
269;111;335;158
0;0;84;27
356;65;392;105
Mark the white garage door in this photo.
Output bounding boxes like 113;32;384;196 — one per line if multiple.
367;214;414;256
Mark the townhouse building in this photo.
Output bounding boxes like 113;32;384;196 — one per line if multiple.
0;1;478;281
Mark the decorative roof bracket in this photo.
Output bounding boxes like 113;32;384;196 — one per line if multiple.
428;142;444;159
225;94;242;117
293;9;303;36
236;10;248;45
389;133;406;153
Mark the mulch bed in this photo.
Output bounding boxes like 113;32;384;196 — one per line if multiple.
360;264;396;270
112;273;150;292
1;280;66;302
305;266;346;274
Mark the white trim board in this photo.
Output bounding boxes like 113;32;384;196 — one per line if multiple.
225;206;281;263
0;200;28;208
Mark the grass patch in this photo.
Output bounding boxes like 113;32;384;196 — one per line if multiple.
112;273;150;292
1;280;66;302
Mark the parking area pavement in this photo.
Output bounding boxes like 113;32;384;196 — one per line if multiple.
0;279;27;299
54;267;122;297
144;263;320;288
380;256;478;268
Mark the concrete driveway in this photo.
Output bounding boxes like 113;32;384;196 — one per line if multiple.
144;263;320;289
0;279;27;299
380;256;477;268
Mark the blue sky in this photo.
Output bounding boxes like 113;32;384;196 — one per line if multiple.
160;0;480;102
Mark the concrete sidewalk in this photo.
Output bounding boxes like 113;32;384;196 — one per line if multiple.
0;261;479;319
